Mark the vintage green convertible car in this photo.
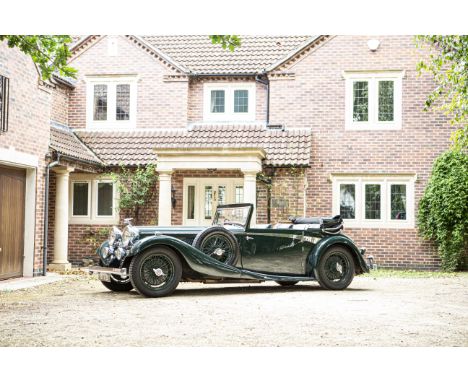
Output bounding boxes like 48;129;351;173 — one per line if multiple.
88;203;369;298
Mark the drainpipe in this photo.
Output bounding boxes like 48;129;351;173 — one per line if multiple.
42;153;60;276
255;74;270;125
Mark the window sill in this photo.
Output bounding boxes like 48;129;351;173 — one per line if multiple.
69;216;119;225
345;123;402;131
343;220;414;229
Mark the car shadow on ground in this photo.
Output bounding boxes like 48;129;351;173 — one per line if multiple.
86;283;371;299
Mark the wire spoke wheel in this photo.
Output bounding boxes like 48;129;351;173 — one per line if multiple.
140;254;175;289
324;253;349;283
315;246;355;290
201;234;235;264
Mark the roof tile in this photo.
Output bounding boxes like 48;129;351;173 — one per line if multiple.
76;124;311;167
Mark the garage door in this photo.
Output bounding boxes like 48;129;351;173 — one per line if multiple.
0;165;26;280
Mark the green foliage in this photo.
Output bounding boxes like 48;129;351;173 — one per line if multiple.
83;227;109;254
416;35;468;150
0;35;77;80
210;35;241;51
418;150;468;271
108;164;157;224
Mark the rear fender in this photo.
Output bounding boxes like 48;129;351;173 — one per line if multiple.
128;235;248;279
306;235;369;276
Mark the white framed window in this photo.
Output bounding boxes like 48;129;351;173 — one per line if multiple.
331;174;415;228
69;175;118;224
344;71;403;130
85;75;137;129
203;83;256;122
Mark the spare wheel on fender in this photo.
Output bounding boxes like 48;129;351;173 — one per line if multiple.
192;226;240;265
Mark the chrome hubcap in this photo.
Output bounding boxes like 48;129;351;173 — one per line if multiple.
153;268;165;277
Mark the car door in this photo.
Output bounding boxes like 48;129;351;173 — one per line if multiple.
239;227;309;275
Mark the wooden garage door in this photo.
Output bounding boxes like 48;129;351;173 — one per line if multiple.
0;165;26;280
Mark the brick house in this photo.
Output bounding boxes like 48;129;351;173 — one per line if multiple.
0;35;456;280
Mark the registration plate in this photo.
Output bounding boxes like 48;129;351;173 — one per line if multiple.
98;273;111;282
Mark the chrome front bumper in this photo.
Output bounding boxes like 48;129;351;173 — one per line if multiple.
87;266;128;277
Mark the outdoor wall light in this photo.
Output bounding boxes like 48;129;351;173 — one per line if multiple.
367;39;380;52
171;185;176;208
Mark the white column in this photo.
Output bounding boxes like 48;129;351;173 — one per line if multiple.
243;171;258;227
50;167;73;271
158;171;173;226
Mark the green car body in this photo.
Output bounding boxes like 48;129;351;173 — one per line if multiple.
91;203;369;296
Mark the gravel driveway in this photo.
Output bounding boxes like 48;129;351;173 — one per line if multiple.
1;274;467;346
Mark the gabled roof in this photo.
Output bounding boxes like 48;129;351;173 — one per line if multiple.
76;124;312;167
141;35;315;74
69;35;323;75
49;121;103;165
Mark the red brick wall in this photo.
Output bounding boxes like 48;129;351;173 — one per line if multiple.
0;42;54;275
50;84;70;125
68;35;188;130
268;35;452;269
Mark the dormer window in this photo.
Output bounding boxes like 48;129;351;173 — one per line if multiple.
86;76;137;129
204;83;255;122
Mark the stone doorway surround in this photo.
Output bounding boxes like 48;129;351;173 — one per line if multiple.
154;147;265;227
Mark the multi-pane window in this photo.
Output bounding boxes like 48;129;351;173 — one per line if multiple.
72;182;89;216
378;81;394;121
234;90;249;113
93;85;108;121
210;90;225;113
116;84;130;120
352;81;368;122
204;83;255;121
70;179;116;224
204;186;213;219
97;182;113;216
339;184;355;219
235;186;244;204
365;184;381;219
345;72;402;130
333;176;414;228
391;184;406;220
0;75;10;133
87;77;136;129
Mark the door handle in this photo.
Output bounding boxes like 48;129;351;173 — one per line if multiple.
245;236;254;241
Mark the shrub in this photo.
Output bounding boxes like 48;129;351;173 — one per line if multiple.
418;149;468;270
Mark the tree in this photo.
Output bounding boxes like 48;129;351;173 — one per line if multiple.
0;35;77;80
416;35;468;150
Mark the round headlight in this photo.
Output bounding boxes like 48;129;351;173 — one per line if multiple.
122;226;138;247
100;245;110;259
108;226;122;246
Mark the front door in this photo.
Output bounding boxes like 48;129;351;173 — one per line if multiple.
183;178;244;226
0;165;26;280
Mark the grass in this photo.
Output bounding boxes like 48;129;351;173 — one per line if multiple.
360;269;468;278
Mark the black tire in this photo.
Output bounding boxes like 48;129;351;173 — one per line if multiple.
275;281;298;287
192;226;240;265
129;247;182;298
101;275;134;292
314;246;355;290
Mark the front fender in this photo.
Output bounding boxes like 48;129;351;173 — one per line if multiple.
128;235;253;279
306;235;369;276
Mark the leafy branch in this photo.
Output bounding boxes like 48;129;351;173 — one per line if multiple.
0;35;77;80
210;35;241;52
107;164;157;225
